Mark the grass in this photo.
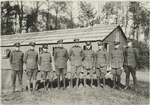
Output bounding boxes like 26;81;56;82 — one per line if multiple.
1;69;149;105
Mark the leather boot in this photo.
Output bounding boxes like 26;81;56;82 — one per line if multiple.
97;76;100;87
103;77;105;89
70;78;73;88
63;78;66;90
27;80;31;92
57;77;60;89
75;78;79;88
33;80;37;91
90;78;93;87
84;78;86;87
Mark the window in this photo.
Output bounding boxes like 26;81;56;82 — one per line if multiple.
39;47;43;54
52;47;58;56
83;45;92;50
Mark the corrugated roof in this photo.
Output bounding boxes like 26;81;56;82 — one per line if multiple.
1;24;119;46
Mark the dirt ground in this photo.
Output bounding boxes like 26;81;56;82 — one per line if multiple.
1;69;149;105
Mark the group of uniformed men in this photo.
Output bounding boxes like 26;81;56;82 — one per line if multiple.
9;38;139;93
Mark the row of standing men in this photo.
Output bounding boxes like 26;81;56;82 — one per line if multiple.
9;38;139;93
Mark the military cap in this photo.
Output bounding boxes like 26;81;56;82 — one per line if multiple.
74;38;79;43
29;42;36;46
14;42;20;47
86;41;91;45
126;38;133;43
57;39;63;44
97;41;103;46
114;41;120;45
42;44;48;49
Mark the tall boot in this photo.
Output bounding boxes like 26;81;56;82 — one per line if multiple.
27;80;31;92
112;75;116;89
43;80;46;90
57;77;60;89
124;74;130;90
50;80;53;90
103;77;106;89
117;75;121;89
63;78;66;90
97;76;100;87
75;78;79;88
133;75;137;91
33;80;37;91
90;78;93;88
84;78;86;87
70;78;73;88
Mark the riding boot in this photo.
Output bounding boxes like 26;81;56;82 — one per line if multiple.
84;78;86;87
97;76;100;87
57;77;60;89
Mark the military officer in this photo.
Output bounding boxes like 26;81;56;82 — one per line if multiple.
38;44;54;91
24;42;38;92
9;42;24;93
95;41;108;88
82;41;95;88
109;41;124;89
123;39;139;91
54;39;69;90
69;38;83;88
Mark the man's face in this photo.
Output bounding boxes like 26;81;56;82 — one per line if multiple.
115;44;119;49
127;42;132;47
74;42;79;46
59;44;63;47
86;45;91;49
15;47;20;51
43;48;47;52
98;45;103;50
30;46;35;50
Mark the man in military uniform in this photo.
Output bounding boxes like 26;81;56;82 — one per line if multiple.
69;38;83;88
54;39;69;90
109;41;124;89
123;39;139;91
82;41;95;88
9;42;24;93
38;44;54;91
24;42;38;92
95;41;108;88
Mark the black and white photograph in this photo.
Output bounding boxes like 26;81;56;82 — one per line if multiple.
0;0;149;105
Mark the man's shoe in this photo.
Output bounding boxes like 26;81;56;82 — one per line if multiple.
123;86;129;90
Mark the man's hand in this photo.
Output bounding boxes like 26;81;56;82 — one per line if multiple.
109;66;112;70
121;67;124;71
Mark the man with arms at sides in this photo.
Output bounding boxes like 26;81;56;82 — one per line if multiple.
38;44;54;91
123;39;139;91
54;39;69;90
24;42;38;92
109;41;124;89
95;41;108;89
68;38;83;89
9;42;24;93
82;41;95;88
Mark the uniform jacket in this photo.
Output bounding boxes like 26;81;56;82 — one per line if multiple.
9;50;24;71
54;47;69;68
69;46;83;66
123;47;139;67
95;49;108;68
24;49;38;70
82;49;95;69
109;49;124;68
38;51;53;71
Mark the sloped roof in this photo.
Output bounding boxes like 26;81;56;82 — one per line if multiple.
1;24;123;47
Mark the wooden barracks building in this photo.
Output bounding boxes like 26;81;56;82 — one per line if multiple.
1;24;127;72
